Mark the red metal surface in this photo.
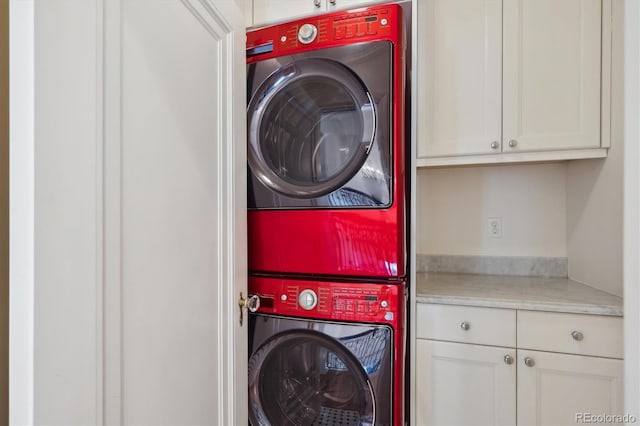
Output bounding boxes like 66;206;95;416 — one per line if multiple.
249;208;405;278
247;3;406;279
249;276;406;426
246;4;403;62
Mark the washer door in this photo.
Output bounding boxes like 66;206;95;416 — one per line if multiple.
247;58;376;199
248;329;376;426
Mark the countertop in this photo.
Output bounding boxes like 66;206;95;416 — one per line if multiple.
415;272;623;316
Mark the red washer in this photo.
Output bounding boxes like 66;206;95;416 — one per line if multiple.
248;276;406;426
246;4;406;279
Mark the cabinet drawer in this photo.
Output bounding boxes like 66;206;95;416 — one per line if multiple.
416;304;516;347
517;311;623;359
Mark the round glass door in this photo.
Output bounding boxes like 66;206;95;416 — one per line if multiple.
247;58;376;199
248;330;375;426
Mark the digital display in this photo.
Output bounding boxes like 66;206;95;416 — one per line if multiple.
365;16;377;22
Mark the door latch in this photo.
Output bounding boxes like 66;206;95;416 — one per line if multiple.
238;292;260;326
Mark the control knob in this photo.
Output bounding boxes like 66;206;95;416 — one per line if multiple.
298;289;318;310
298;23;318;44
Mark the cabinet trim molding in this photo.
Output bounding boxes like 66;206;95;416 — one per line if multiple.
416;147;608;168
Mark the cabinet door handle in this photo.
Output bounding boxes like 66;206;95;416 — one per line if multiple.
460;321;470;331
329;0;336;4
504;354;514;365
490;141;499;150
524;357;535;367
571;330;584;341
508;139;518;148
314;0;321;7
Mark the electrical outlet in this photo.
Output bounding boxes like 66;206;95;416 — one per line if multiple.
488;217;502;238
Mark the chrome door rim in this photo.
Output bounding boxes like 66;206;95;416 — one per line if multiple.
247;58;377;199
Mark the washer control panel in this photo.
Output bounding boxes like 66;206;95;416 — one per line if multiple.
249;276;405;324
246;3;402;63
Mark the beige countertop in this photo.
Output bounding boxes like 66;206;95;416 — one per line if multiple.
415;272;623;316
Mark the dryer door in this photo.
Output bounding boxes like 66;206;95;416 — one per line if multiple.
248;58;376;200
248;329;376;426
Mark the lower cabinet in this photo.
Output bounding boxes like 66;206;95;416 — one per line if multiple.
517;350;623;426
415;304;624;426
416;340;516;425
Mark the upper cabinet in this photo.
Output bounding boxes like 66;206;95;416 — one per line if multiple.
417;0;612;167
251;0;378;27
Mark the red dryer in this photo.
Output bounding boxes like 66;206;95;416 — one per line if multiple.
246;4;406;280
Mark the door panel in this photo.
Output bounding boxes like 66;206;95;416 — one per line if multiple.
119;1;247;424
503;0;601;152
417;0;502;158
517;350;623;426
415;340;516;425
9;0;247;424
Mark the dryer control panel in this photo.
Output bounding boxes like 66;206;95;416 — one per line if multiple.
249;275;405;326
246;3;403;63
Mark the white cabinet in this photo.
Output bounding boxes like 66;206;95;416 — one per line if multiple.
251;0;376;27
418;0;503;158
517;350;623;426
417;0;612;166
415;304;624;426
416;340;516;426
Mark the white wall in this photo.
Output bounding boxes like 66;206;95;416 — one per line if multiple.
624;0;640;416
565;1;624;297
0;0;8;421
416;163;567;257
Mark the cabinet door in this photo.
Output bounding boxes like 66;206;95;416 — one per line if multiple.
517;350;624;426
327;0;377;12
252;0;321;26
417;0;502;158
416;340;516;426
503;0;602;153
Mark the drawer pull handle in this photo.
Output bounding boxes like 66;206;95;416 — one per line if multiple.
460;322;470;331
504;354;514;365
524;357;535;367
571;330;584;341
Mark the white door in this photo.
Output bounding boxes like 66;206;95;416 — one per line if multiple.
502;0;602;153
416;0;502;158
415;340;516;426
517;350;624;426
9;1;248;424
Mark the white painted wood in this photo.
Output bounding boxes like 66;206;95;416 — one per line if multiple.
103;1;122;422
503;0;602;153
408;1;418;424
601;0;612;148
517;349;624;426
252;0;322;26
517;311;623;359
10;0;247;424
416;304;516;347
32;1;103;423
417;0;502;158
8;1;34;424
251;0;376;27
416;147;608;167
116;0;247;424
327;0;379;12
416;339;516;426
624;0;640;417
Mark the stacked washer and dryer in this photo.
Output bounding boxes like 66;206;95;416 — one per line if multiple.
246;4;407;425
